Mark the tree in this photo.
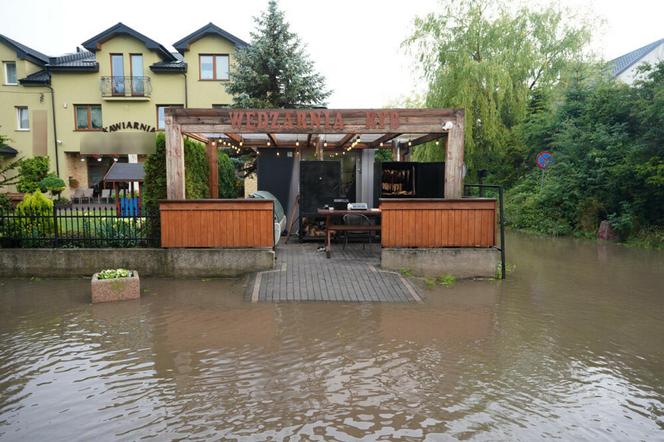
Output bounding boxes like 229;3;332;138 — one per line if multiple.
226;0;331;108
405;0;593;179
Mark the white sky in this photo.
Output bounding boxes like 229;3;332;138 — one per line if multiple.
1;0;662;107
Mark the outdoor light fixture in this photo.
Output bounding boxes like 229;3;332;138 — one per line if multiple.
379;142;383;147
443;121;454;130
80;157;86;162
240;141;243;147
323;141;327;147
408;140;412;146
113;157;118;162
295;138;299;147
436;140;440;145
277;152;280;157
97;157;102;162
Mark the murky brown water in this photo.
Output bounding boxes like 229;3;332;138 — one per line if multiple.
1;232;663;440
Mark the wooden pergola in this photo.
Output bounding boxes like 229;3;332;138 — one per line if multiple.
164;108;465;200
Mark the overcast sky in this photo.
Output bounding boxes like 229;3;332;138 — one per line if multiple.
1;0;662;107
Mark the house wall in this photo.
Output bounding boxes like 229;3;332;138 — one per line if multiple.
1;30;242;197
616;43;664;84
0;42;53;191
183;35;236;107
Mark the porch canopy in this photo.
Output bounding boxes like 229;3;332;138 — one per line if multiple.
163;108;465;200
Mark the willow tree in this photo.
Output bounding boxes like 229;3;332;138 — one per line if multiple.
406;0;592;177
226;0;331;108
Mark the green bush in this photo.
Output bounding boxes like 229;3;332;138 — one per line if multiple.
0;193;11;211
17;157;49;193
14;190;55;244
39;173;66;196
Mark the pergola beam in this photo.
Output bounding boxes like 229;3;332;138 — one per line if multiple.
336;133;355;149
369;133;401;148
267;133;278;147
400;133;443;148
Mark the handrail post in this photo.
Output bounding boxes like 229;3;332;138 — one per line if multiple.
53;207;59;247
498;186;506;280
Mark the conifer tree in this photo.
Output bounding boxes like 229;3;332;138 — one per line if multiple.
227;0;331;108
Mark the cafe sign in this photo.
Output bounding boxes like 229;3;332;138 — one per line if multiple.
228;110;401;131
102;121;157;133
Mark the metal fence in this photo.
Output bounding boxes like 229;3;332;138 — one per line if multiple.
0;206;159;248
464;184;506;280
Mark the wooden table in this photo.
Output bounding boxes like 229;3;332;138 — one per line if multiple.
317;208;382;258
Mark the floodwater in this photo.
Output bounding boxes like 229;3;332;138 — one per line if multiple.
0;233;663;440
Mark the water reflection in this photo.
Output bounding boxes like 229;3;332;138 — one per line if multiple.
0;232;663;440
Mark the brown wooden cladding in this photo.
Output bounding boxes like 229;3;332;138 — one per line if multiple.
160;200;274;248
380;199;496;248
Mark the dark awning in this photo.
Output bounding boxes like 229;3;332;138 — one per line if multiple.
0;144;19;156
103;162;145;182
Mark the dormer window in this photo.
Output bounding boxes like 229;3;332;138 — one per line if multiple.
199;54;229;81
3;61;17;85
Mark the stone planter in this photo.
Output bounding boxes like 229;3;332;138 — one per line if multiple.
91;271;140;303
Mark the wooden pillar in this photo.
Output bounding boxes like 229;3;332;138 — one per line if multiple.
206;141;219;198
444;110;465;199
165;115;185;200
315;137;323;160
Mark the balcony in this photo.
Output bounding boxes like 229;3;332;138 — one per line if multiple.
100;76;152;100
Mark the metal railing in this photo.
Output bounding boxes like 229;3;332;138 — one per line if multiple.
464;184;506;279
0;206;159;248
100;76;152;97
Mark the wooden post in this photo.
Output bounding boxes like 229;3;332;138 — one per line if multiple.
165;115;185;200
444;110;465;199
206;141;219;198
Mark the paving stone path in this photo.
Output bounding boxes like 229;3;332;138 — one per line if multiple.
250;242;422;303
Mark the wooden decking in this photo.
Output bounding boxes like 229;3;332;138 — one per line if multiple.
250;242;421;303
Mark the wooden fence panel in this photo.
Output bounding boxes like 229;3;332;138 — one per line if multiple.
380;199;496;248
160;200;274;248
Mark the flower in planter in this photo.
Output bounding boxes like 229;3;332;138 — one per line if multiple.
91;269;140;303
97;268;133;279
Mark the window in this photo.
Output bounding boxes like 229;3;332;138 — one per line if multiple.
4;61;17;85
199;54;229;80
16;107;29;130
75;105;102;130
130;54;144;96
110;54;124;95
156;105;184;130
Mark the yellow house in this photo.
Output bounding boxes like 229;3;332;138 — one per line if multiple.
0;22;248;196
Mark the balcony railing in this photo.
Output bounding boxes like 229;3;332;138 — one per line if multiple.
100;76;152;98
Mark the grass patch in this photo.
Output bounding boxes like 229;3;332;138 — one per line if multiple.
399;268;413;277
436;274;456;287
424;277;435;288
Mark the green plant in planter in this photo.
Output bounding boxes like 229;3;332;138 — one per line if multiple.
39;173;66;197
97;268;132;279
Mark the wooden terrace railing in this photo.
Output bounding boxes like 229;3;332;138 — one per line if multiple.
160;199;274;248
379;198;496;248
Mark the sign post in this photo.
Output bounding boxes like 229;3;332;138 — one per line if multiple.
536;151;554;190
